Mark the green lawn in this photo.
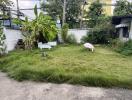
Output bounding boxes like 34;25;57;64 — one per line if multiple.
0;45;132;89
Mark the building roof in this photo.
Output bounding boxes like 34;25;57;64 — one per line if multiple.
115;23;129;28
112;15;132;25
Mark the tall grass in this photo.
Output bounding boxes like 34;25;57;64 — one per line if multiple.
0;45;132;89
111;39;132;56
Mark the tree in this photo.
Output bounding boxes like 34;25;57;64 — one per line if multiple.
0;0;13;19
0;22;6;55
66;0;82;28
41;0;82;28
61;23;69;43
114;0;132;16
41;0;63;20
0;0;12;6
14;5;58;49
82;0;115;44
87;0;104;28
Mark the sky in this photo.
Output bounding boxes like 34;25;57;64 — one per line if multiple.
10;0;132;19
11;0;41;19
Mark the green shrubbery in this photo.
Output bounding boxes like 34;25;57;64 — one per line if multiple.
61;23;77;44
110;39;132;56
66;34;77;44
81;17;115;44
13;5;58;50
0;24;7;56
117;40;132;56
61;23;69;43
81;30;111;44
110;39;123;48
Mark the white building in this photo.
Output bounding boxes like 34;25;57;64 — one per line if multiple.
112;15;132;42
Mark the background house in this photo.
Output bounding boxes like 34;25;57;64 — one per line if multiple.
112;15;132;41
86;0;132;16
86;0;113;15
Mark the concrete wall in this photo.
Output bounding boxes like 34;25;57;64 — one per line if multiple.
68;29;89;43
3;28;89;51
129;20;132;39
4;28;23;51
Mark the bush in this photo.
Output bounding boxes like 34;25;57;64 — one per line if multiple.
81;17;115;44
66;34;77;44
110;39;132;56
81;30;112;44
81;32;93;44
110;39;124;49
117;40;132;56
61;23;69;43
0;27;7;56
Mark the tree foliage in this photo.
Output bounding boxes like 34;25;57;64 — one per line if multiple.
0;0;13;19
66;0;82;28
0;0;12;6
82;16;115;44
87;0;104;28
14;5;58;49
0;22;6;55
114;0;132;16
42;0;63;20
61;23;69;43
81;0;116;44
42;0;82;28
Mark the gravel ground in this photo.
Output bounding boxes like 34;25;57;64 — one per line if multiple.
0;72;132;100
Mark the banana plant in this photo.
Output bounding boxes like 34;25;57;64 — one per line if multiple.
13;5;58;50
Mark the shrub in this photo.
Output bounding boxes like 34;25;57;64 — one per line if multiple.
110;39;124;49
61;23;69;43
0;26;7;56
81;17;115;44
110;39;132;56
13;5;58;50
117;40;132;56
66;34;77;44
81;30;112;44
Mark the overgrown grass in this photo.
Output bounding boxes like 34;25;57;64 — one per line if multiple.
0;45;132;89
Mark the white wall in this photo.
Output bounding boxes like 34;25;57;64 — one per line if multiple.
4;28;23;51
68;29;89;43
129;20;132;39
3;28;88;51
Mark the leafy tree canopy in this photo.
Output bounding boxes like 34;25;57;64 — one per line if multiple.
87;0;104;28
114;0;132;16
0;0;12;6
0;0;13;19
41;0;82;28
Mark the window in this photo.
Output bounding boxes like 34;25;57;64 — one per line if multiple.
123;27;129;38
